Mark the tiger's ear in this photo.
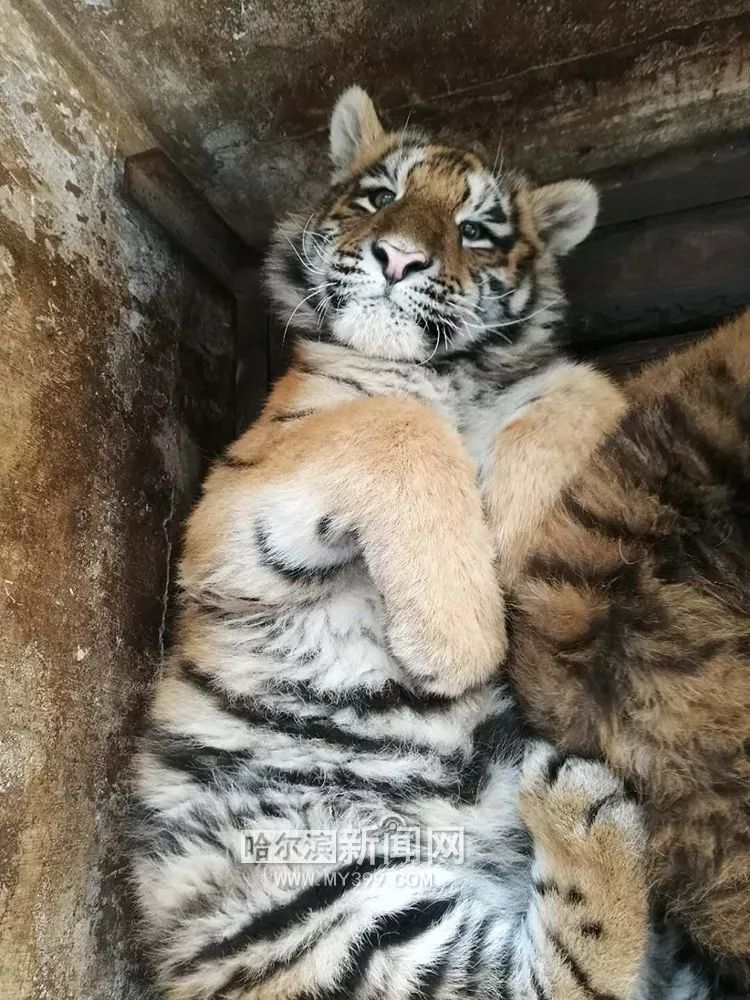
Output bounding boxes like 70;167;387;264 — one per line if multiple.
330;86;386;174
529;180;598;255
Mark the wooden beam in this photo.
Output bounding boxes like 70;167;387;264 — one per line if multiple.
575;331;708;380
125;150;270;433
124;149;261;290
592;132;750;228
564;197;750;345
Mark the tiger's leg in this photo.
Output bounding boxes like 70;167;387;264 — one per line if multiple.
183;395;506;696
480;363;626;590
511;744;650;1000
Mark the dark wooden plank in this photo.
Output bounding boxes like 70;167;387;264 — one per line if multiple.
124;149;261;290
125;150;270;430
564;198;750;346
592;132;750;228
575;330;708;380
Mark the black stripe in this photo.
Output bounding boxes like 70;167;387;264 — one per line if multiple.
561;493;662;545
317;515;334;539
524;554;639;591
426;149;463;172
258;797;285;818
185;592;269;616
494;938;516;999
529;965;551;1000
651;638;728;674
483;203;508;226
465;916;493;976
431;345;487;368
524;564;732;682
316;516;358;550
507;187;520;231
176;857;392;975
304;896;460;1000
323;370;371;394
465;916;514;1000
331;262;366;277
145;704;455;804
170;887;228;932
255;763;450;799
156;683;521;806
432;343;558;387
584;791;621;830
302;366;372;395
270;409;315;423
222;454;260;470
180;661;433;757
519;559;671;707
213;894;460;1000
146;728;256;785
547;930;620;1000
147;817;225;859
609;395;750;576
360;164;393;185
210;916;345;999
482;229;515;252
377;895;460;949
211;966;254;1000
135;799;272;865
457;704;530;800
402;154;426;186
274;678;453;715
544;753;564;787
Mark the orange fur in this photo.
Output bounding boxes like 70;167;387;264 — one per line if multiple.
491;312;750;976
183;374;506;698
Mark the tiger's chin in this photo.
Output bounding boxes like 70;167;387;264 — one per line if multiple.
328;297;431;362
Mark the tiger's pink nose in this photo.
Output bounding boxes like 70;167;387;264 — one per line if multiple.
373;240;430;283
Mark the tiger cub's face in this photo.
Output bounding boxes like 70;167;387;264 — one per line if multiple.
267;86;598;363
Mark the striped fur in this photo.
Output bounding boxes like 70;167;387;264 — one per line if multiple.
131;88;710;999
493;315;750;990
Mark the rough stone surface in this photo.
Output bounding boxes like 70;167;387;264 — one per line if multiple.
0;2;234;996
29;0;750;244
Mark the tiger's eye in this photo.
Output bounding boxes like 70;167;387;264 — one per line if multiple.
460;221;482;242
371;189;396;209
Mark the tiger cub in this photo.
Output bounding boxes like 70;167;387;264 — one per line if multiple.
130;88;709;998
486;314;750;989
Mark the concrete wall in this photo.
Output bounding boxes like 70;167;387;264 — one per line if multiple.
32;0;750;245
0;2;234;996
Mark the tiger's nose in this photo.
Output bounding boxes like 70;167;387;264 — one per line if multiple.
373;240;430;283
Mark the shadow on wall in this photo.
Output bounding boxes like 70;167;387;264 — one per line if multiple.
0;4;234;997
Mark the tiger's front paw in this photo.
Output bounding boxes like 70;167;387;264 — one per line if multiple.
388;609;507;699
520;742;647;864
